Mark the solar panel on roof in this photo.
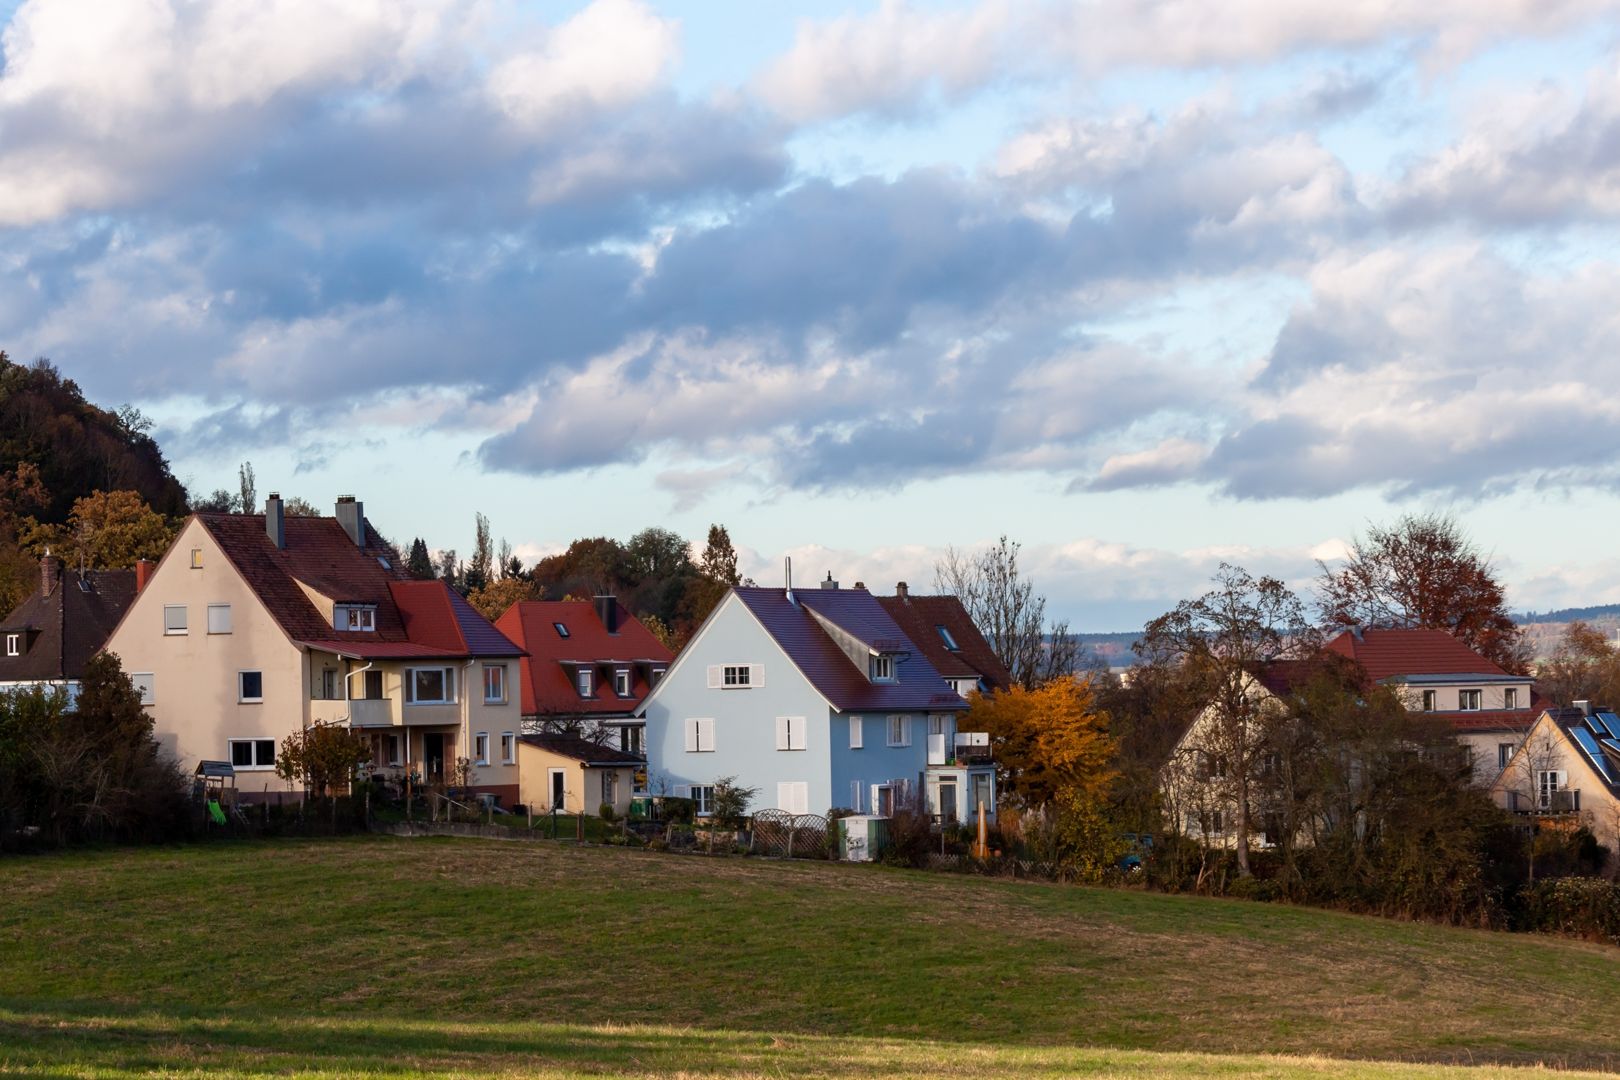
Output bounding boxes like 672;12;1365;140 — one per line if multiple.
1586;715;1605;734
1597;712;1620;739
1602;738;1620;756
1572;727;1618;785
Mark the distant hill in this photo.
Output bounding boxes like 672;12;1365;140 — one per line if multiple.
1514;603;1620;625
0;355;189;522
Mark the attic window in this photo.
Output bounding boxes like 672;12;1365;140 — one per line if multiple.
5;633;18;657
336;605;377;632
554;622;570;638
936;625;959;651
377;556;391;570
190;548;203;569
869;654;895;682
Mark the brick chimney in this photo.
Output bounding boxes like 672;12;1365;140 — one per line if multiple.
135;559;156;593
40;551;60;597
265;492;285;549
895;581;909;599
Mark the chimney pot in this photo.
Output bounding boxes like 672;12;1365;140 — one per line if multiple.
265;493;285;549
821;572;838;590
135;559;156;593
896;581;909;598
854;581;866;591
40;553;60;597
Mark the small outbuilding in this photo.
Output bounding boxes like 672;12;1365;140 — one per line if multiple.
517;733;643;818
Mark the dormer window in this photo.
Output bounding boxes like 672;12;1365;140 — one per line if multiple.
5;633;18;657
936;625;959;651
614;668;631;697
577;668;593;696
336;605;377;632
869;654;895;681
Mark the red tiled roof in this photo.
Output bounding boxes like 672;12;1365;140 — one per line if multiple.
875;592;1013;691
199;513;520;660
1442;707;1541;734
1323;628;1512;681
494;599;672;719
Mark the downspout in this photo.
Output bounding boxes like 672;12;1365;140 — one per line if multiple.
461;658;477;784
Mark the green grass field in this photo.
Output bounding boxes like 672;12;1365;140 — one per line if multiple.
2;835;1618;1078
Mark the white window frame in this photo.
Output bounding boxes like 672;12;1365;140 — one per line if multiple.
1459;688;1482;711
776;715;807;751
483;664;506;705
724;664;751;687
691;784;715;816
849;715;863;750
886;714;911;747
1421;689;1436;711
869;654;894;681
405;666;455;705
131;672;155;705
500;731;515;764
189;547;203;569
622;725;645;756
474;731;489;765
237;670;264;703
163;605;188;635
228;737;276;771
1537;769;1569;809
337;605;376;632
1504;687;1520;710
684;717;716;753
602;770;618;807
651;667;666;687
4;633;17;657
385;732;403;767
613;668;631;697
1498;742;1516;770
577;668;593;697
207;603;233;635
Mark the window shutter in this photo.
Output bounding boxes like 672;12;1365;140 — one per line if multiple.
698;718;715;752
902;716;912;747
707;665;722;689
851;780;863;813
1557;770;1568;788
684;719;699;753
789;717;806;751
750;663;765;687
849;715;863;749
776;716;789;751
777;782;792;812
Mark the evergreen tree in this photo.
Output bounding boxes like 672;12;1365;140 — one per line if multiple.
407;538;435;579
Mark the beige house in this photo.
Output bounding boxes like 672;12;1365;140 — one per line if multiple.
102;495;526;804
1492;705;1620;855
516;733;641;817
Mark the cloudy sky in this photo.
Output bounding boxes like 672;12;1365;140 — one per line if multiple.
3;0;1620;629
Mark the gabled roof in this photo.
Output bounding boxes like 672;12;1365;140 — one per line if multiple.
197;513;521;660
733;587;966;712
1549;707;1620;794
518;732;645;767
0;564;135;682
494;599;672;718
1323;628;1514;682
875;591;1013;691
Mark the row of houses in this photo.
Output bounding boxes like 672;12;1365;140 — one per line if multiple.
1;496;1011;826
7;492;1618;851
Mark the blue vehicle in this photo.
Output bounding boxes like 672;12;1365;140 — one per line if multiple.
1120;832;1154;872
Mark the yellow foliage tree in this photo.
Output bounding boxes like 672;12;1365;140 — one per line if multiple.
21;490;176;569
964;677;1118;809
466;576;537;621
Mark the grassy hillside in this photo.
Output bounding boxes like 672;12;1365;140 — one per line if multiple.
3;836;1619;1078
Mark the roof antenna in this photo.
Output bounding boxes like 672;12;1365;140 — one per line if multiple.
785;556;795;605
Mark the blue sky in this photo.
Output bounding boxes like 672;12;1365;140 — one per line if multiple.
4;0;1620;630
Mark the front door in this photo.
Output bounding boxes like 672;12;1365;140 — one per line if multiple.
549;769;566;811
423;733;446;784
938;780;958;823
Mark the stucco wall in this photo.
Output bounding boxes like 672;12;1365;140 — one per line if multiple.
515;742;634;816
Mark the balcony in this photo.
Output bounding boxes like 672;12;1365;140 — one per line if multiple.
928;731;992;768
346;699;399;728
1509;789;1582;815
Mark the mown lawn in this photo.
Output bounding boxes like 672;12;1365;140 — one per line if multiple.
1;835;1618;1078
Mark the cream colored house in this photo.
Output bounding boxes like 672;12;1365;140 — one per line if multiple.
516;733;641;817
102;495;526;804
1492;705;1620;856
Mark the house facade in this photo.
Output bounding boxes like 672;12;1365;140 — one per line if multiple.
516;732;643;818
1324;628;1537;784
0;554;137;706
1491;704;1620;855
102;495;525;803
493;596;672;758
637;582;992;822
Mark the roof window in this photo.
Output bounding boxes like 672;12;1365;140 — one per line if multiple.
936;625;959;650
554;622;570;638
336;605;377;632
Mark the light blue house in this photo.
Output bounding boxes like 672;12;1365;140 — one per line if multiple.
637;580;995;822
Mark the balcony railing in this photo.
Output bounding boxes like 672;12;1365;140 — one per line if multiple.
1509;789;1582;814
346;699;399;727
927;732;992;767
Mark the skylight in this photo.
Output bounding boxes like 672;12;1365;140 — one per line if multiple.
554;622;570;638
936;625;959;650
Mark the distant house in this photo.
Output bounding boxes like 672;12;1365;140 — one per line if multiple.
102;494;526;803
1492;704;1620;854
517;732;643;818
493;596;672;757
1324;628;1537;783
637;579;994;822
0;553;139;707
875;581;1013;698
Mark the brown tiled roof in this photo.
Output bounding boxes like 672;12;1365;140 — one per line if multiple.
495;599;671;719
1324;628;1512;681
876;592;1013;691
0;564;135;682
199;513;520;659
518;732;644;766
